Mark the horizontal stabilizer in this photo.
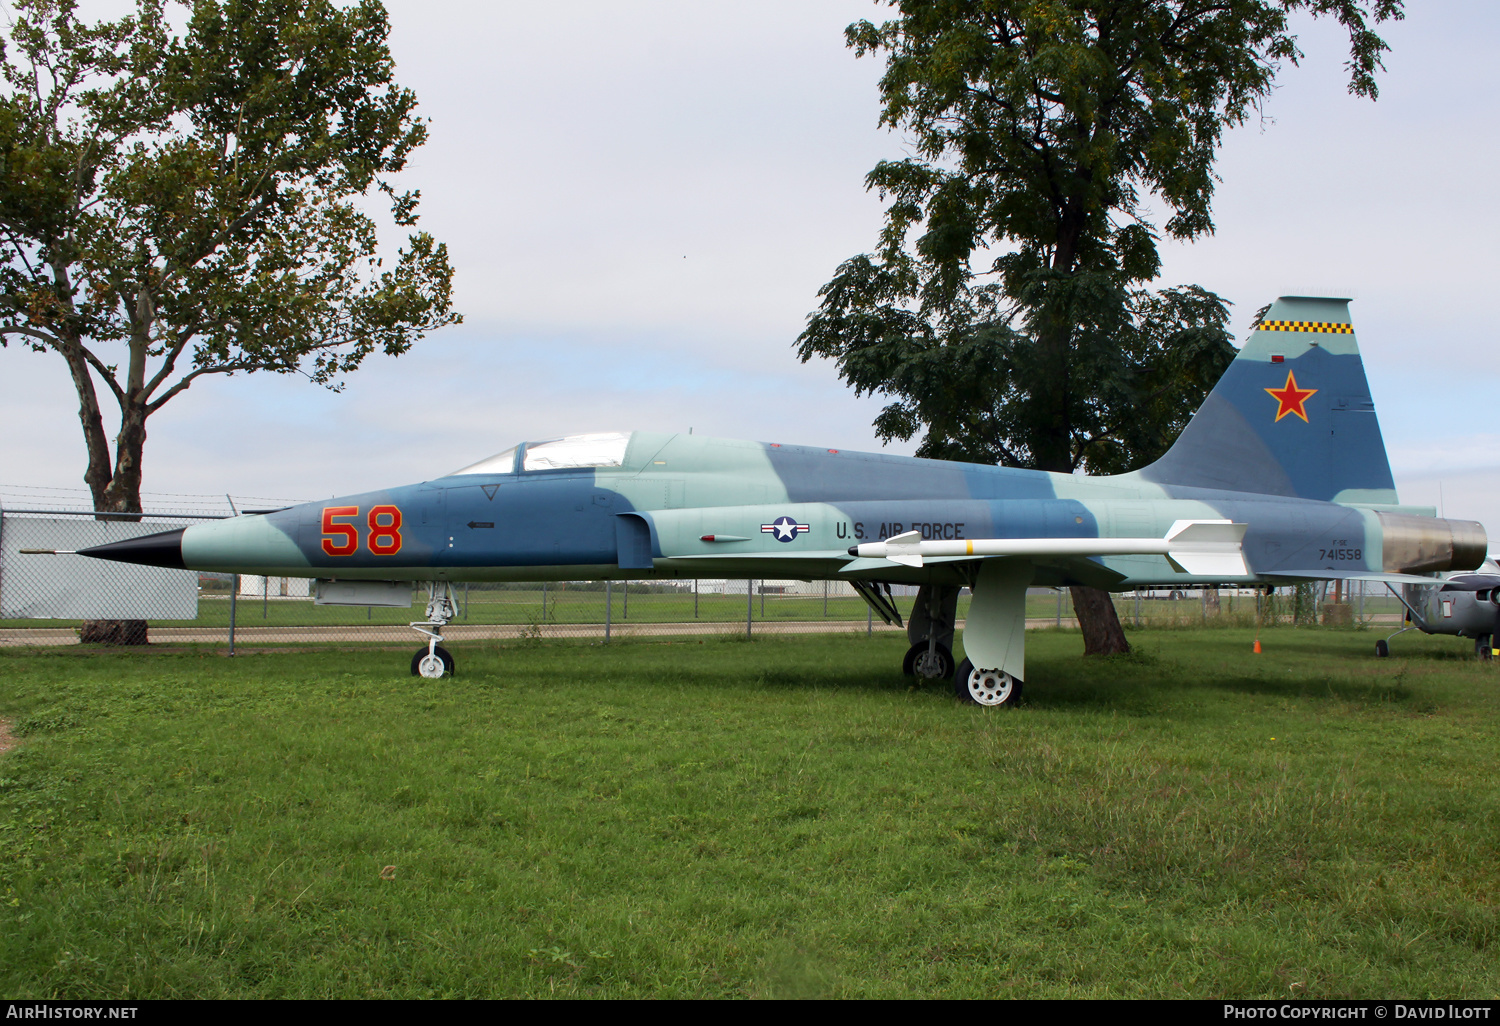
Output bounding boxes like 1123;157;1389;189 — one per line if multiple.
849;520;1247;576
1258;570;1441;585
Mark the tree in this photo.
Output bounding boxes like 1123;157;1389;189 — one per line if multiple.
0;0;459;517
797;0;1402;654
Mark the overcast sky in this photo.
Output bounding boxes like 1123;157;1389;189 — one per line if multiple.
2;1;1496;542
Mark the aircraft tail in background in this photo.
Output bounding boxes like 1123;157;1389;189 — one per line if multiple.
1138;296;1398;504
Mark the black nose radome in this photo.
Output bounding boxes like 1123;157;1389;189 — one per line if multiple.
78;528;187;570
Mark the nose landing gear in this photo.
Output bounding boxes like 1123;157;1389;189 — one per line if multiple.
411;581;459;678
412;645;455;678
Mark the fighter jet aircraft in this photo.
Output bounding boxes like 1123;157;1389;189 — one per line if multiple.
76;296;1488;704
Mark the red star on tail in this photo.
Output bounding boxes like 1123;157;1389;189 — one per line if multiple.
1265;370;1317;423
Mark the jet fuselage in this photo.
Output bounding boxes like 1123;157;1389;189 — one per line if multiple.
174;431;1479;590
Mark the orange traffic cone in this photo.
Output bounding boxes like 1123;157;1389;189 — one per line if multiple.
1253;638;1262;654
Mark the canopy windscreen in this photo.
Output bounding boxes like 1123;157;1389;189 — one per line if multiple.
445;433;631;476
445;445;518;477
521;432;630;470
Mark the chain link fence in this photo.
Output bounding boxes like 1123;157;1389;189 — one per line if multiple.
0;506;1407;650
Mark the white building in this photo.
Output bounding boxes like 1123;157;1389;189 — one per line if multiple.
237;575;312;598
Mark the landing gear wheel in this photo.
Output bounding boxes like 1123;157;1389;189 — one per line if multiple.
955;657;1022;707
1477;635;1493;661
1375;639;1390;658
903;641;956;681
411;645;455;678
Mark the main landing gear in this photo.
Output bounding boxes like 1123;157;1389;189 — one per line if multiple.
411;581;459;678
955;658;1023;707
1374;628;1495;661
904;577;1025;706
1376;624;1414;658
904;583;959;682
903;641;955;681
953;561;1031;708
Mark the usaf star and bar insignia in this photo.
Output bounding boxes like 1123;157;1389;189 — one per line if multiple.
761;516;810;543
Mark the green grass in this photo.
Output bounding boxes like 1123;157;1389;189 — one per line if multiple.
2;628;1497;998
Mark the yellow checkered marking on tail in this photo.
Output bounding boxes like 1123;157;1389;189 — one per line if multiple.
1256;320;1354;333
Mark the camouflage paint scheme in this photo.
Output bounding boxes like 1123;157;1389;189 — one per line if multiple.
82;297;1490;694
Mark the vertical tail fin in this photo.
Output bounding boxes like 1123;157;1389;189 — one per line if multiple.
1138;296;1397;503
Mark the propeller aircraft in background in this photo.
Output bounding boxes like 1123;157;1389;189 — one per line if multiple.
1377;557;1500;660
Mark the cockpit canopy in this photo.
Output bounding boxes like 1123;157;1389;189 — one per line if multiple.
446;432;631;476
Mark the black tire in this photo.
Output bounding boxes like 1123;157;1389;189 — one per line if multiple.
902;641;956;681
1375;639;1389;658
954;657;1023;707
1477;635;1493;661
411;645;455;678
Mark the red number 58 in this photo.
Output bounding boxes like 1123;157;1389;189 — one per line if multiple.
320;504;404;556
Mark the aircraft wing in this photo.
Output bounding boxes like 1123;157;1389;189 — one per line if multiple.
848;520;1248;576
1437;574;1500;592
